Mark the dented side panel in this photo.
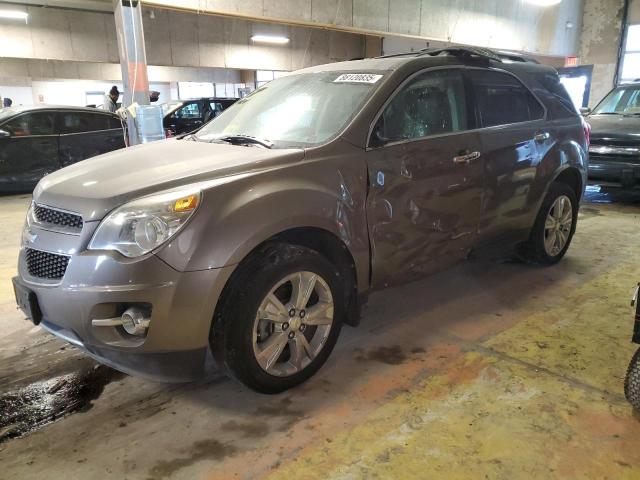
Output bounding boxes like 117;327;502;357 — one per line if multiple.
365;131;484;288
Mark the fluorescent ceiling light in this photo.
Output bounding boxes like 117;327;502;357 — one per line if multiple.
0;10;28;20
251;35;290;44
523;0;561;6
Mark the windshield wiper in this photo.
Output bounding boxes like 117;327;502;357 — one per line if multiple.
215;134;273;149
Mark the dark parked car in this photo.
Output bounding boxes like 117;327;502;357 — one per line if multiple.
0;106;125;192
162;98;237;135
13;48;588;392
584;83;640;188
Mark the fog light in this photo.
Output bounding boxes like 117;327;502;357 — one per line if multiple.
121;307;150;336
91;306;150;336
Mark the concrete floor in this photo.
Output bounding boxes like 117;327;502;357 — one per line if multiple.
1;186;640;479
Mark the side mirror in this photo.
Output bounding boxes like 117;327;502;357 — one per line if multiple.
580;107;591;116
0;129;10;139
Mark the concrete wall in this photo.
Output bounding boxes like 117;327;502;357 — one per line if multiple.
628;0;640;22
579;0;626;106
145;0;583;56
0;58;241;83
0;5;366;71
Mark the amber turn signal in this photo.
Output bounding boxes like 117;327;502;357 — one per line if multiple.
173;194;198;212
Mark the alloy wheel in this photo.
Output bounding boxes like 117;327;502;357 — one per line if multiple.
543;195;573;257
252;271;334;377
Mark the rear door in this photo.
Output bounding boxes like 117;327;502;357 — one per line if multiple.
58;111;123;167
0;111;58;191
467;68;548;243
366;68;484;287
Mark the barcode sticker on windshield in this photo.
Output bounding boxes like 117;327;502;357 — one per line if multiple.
334;73;383;84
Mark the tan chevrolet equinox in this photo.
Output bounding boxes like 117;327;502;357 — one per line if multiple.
13;48;588;393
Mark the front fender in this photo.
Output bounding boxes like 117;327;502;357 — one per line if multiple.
155;159;369;290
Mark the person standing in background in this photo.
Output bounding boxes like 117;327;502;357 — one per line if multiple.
103;86;120;113
2;98;12;107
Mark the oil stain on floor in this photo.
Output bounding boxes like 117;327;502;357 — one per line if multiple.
0;364;124;443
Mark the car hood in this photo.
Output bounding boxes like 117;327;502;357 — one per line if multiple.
588;114;640;145
34;139;304;221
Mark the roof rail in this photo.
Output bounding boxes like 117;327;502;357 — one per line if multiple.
495;50;540;64
417;47;503;62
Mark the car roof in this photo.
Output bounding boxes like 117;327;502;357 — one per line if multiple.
294;47;554;76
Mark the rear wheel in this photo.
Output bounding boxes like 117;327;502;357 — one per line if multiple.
517;181;578;265
625;348;640;411
211;243;344;393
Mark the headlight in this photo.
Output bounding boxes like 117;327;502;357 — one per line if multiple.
88;188;200;258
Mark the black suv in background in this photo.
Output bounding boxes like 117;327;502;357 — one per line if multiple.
162;97;238;135
584;83;640;189
0;106;125;192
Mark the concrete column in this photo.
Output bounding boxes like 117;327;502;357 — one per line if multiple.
113;0;150;145
579;0;626;107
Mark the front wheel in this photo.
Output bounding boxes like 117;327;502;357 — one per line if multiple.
211;243;344;393
517;181;578;265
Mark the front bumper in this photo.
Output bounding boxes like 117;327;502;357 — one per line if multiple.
588;153;640;186
16;221;235;382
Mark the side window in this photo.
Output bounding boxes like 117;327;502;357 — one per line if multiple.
468;70;544;127
371;69;468;146
107;115;122;129
3;112;55;136
174;103;201;119
539;74;577;119
62;112;109;134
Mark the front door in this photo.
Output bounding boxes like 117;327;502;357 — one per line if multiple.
58;111;125;167
0;111;58;191
366;68;484;287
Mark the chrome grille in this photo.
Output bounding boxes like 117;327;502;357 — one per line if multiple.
33;204;83;231
25;248;70;280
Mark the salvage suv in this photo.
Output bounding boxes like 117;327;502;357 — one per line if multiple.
13;48;588;393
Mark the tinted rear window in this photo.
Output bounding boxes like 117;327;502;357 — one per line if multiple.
62;112;110;133
107;115;122;129
537;74;578;119
469;70;544;127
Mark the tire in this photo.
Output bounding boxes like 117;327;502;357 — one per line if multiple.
517;181;578;265
625;348;640;411
210;243;344;393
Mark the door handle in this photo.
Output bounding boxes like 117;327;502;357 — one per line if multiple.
453;151;481;164
534;132;550;143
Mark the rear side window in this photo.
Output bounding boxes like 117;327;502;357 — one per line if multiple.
107;116;122;129
469;70;544;127
371;69;468;146
2;112;55;136
538;74;578;119
62;112;110;133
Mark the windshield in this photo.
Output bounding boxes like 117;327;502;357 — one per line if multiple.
195;71;385;147
593;86;640;115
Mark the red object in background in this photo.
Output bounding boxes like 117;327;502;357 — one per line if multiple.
565;56;579;67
